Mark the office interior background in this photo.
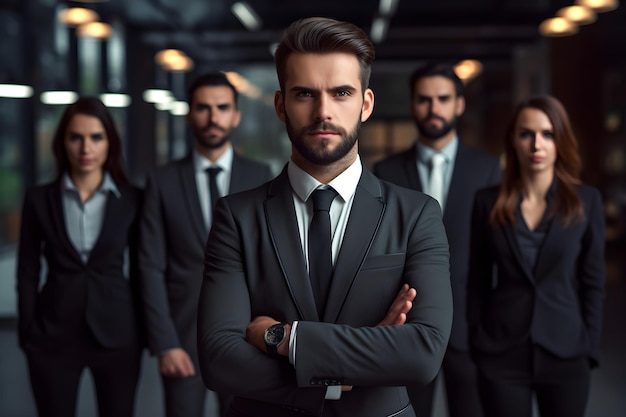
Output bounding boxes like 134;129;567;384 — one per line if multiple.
0;0;625;416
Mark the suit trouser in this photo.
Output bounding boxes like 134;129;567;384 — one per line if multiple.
475;343;590;417
25;345;142;417
407;347;483;417
162;371;232;417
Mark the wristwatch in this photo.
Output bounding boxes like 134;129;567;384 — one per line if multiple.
264;322;288;357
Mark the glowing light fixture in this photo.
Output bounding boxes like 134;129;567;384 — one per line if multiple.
155;49;184;66
170;101;190;116
161;55;194;72
0;83;34;98
100;93;131;108
557;6;597;24
231;2;262;31
575;0;619;13
539;17;579;37
76;21;113;39
142;89;173;104
58;8;99;26
454;60;483;83
41;91;79;105
370;17;389;43
379;0;399;16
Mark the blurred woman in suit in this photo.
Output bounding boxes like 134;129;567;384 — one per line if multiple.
17;97;144;417
468;95;605;417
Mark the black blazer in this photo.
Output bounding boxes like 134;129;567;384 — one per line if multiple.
197;166;453;417
17;180;143;352
138;152;273;357
374;142;501;350
467;184;606;366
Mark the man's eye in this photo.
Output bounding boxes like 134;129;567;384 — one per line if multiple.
296;91;312;98
335;90;350;97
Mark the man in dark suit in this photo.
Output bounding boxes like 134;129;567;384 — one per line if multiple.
197;18;452;417
374;63;501;417
138;72;273;417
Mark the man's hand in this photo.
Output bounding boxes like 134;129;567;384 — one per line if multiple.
159;348;195;378
377;283;417;326
246;316;291;357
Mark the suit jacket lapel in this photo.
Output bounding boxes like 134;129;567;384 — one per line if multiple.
502;223;534;282
532;213;560;279
324;169;385;323
47;182;82;262
179;156;207;244
443;143;467;222
265;169;319;321
229;153;246;194
402;146;422;191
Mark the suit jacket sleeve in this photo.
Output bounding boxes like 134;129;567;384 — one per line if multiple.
16;188;43;348
138;173;181;354
467;189;493;339
579;187;606;366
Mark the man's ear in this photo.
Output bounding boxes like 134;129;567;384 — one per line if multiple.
274;91;286;123
455;95;466;117
361;88;375;122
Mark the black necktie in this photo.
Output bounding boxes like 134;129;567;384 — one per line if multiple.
308;188;338;315
206;166;222;217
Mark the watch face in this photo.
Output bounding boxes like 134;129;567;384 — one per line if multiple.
264;324;285;346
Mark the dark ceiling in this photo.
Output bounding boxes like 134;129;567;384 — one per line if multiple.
86;0;568;65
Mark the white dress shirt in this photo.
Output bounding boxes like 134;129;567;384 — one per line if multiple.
193;146;233;231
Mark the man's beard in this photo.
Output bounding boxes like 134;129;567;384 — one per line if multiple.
195;124;231;150
285;116;361;165
415;113;458;140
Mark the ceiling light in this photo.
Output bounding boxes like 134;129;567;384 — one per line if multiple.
58;8;99;27
454;60;483;82
538;17;579;37
142;89;173;104
370;17;388;43
575;0;619;13
40;91;79;105
0;83;34;98
170;101;189;116
231;2;262;31
76;22;113;39
100;93;131;108
379;0;399;16
161;55;194;72
155;49;185;66
557;6;597;24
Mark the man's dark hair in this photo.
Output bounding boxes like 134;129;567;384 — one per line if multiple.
274;17;375;92
187;72;239;108
409;63;464;99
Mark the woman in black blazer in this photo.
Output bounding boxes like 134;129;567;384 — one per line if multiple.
17;97;144;417
467;95;605;417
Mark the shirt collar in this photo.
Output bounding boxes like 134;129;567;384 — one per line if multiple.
193;146;234;174
62;171;121;198
416;135;458;164
288;155;363;204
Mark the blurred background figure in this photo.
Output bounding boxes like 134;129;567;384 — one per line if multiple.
138;72;273;417
374;62;500;417
16;97;144;417
468;95;606;417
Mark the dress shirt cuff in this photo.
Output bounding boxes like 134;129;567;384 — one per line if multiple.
325;386;342;400
288;321;298;366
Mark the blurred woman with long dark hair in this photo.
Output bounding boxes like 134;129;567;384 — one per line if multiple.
468;95;606;417
17;97;143;417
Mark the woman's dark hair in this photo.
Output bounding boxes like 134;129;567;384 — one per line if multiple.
491;95;583;226
274;17;375;92
52;96;128;185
